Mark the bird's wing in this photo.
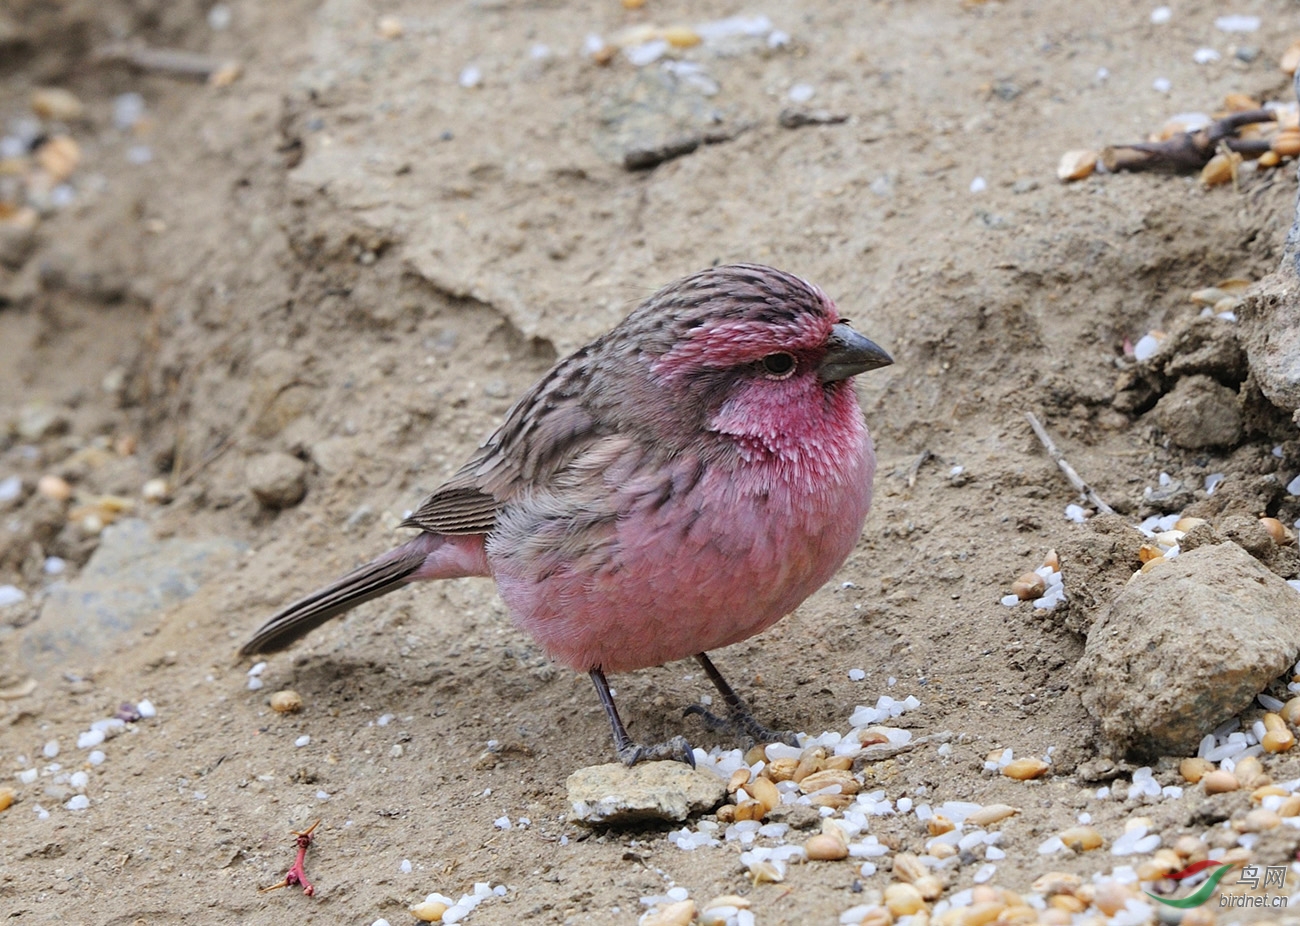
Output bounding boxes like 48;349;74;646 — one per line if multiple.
400;352;604;536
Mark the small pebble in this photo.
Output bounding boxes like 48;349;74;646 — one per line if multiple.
294;735;311;747
137;699;156;718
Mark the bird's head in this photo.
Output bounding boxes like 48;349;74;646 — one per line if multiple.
636;264;892;459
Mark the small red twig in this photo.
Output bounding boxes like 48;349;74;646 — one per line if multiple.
260;820;320;897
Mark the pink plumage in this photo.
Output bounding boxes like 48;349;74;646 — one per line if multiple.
242;264;892;765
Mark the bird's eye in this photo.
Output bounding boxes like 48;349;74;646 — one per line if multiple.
760;352;796;378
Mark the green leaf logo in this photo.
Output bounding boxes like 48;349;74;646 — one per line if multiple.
1144;862;1235;908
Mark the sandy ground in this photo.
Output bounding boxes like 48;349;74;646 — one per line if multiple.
2;0;1300;923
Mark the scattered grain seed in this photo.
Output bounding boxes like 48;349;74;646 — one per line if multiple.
642;900;696;926
1282;697;1300;725
1138;543;1164;563
823;755;853;772
1278;795;1300;818
31;87;85;122
1251;785;1287;801
792;749;826;783
1173;835;1208;860
1273;130;1300;158
748;775;780;812
1002;758;1049;780
622;0;646;8
1223;93;1261;111
1263;712;1288;734
857;730;889;746
1058;826;1102;851
1200;151;1241;186
1042;549;1060;571
884;883;926;917
727;768;751;793
716;804;736;823
929;842;957;860
734;799;765;822
703;895;750;912
1236;808;1281;832
1179;757;1214;783
1261;517;1297;545
270;690;304;713
966;803;1019;827
913;875;944;901
1092;882;1134;917
662;26;701;47
748;859;783;883
35;135;80;182
927;814;955;836
410;899;448;922
37;474;72;501
0;787;13;811
1263;728;1296;753
958;902;1005;926
806;833;849;861
1232;755;1267;787
893;854;928;883
1012;572;1046;600
1282;40;1300;75
1056;149;1097;182
1047;895;1085;914
810;792;854;810
1202;769;1240;794
766;758;798;781
376;15;404;39
1180;906;1216;926
1032;872;1082;896
1040;911;1072;926
799;769;860;795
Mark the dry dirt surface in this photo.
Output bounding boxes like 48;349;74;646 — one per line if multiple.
3;1;1300;924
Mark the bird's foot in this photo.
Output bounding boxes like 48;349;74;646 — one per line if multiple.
614;734;696;768
684;703;798;748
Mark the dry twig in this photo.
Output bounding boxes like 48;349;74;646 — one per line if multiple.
1024;412;1115;515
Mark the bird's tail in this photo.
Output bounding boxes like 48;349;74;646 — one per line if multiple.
240;533;442;656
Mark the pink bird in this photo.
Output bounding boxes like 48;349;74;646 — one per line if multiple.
242;264;892;764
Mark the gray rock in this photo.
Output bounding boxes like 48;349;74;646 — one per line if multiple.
1238;183;1300;421
1076;542;1300;759
20;518;247;670
567;760;726;826
1152;375;1242;449
247;452;307;509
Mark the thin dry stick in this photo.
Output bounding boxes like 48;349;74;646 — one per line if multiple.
1024;412;1115;515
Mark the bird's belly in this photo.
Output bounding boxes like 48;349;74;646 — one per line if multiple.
491;445;874;673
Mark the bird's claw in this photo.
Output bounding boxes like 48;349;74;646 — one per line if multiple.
683;703;798;748
615;734;696;768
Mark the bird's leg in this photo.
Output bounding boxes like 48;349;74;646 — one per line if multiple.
589;668;695;767
684;653;799;747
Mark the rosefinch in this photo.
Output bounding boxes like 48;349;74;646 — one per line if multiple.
242;264;892;764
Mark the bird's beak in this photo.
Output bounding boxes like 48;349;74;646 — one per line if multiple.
818;323;894;383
